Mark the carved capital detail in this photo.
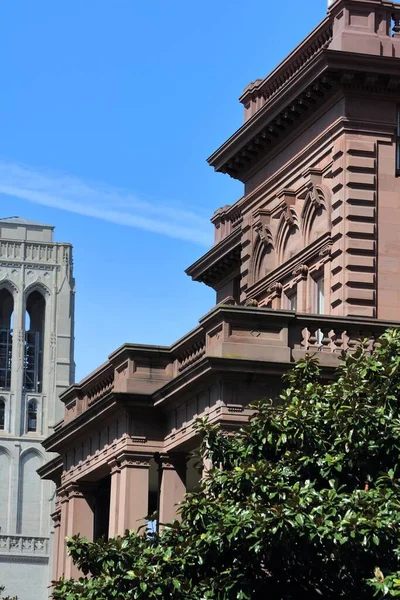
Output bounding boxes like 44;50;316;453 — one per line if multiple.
117;452;152;470
156;452;188;471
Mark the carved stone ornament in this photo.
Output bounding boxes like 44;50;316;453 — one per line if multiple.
306;182;322;209
283;206;295;227
319;242;332;259
254;222;273;247
245;298;259;307
292;264;309;279
267;282;283;297
118;452;152;469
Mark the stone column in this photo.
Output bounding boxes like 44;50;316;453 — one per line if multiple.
56;489;69;580
293;265;309;313
64;483;95;580
112;452;151;535
50;508;61;583
158;454;187;526
108;459;121;538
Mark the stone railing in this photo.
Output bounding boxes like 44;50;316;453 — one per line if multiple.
0;535;49;556
241;19;333;121
297;325;376;354
0;240;72;265
290;313;388;361
86;372;115;406
25;243;57;263
0;241;23;261
56;306;399;428
212;205;243;245
175;330;206;373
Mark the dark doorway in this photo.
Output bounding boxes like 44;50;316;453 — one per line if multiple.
93;475;111;541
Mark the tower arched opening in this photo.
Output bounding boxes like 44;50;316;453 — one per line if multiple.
24;290;45;393
0;288;14;391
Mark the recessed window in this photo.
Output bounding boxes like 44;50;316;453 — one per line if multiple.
397;109;400;176
315;276;325;315
0;399;5;430
27;400;38;433
289;292;297;312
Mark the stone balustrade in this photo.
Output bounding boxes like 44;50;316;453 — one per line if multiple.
240;19;333;121
59;306;398;423
0;239;72;265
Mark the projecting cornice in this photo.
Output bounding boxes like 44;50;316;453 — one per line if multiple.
185;227;241;287
208;50;400;181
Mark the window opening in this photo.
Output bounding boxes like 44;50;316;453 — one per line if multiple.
0;289;14;391
315;275;325;345
0;399;5;430
316;276;325;315
24;291;45;393
289;292;297;312
27;400;38;432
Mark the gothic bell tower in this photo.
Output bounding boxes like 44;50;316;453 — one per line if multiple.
0;217;75;600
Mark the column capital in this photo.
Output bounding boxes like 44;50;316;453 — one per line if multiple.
117;451;153;470
63;481;97;499
155;452;188;471
51;510;61;526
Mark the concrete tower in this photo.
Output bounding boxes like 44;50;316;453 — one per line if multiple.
0;218;75;600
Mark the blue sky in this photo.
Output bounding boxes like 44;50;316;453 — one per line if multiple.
0;0;326;381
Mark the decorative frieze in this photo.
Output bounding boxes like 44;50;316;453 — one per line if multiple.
0;535;49;556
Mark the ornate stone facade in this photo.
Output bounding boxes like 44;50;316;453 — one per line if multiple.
41;0;400;584
0;218;75;600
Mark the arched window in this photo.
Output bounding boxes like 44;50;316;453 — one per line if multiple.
0;399;5;430
24;291;45;393
27;400;38;433
0;288;14;391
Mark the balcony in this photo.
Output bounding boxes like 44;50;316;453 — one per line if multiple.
58;305;399;428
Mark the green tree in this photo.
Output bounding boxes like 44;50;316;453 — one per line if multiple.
53;329;400;599
0;586;17;600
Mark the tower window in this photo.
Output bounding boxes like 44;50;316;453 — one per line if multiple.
24;291;45;393
27;400;38;433
0;399;5;430
0;288;14;391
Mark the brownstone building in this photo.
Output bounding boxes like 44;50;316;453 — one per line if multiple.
40;0;400;581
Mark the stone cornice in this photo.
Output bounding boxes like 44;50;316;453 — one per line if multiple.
37;454;63;481
208;50;400;181
42;393;117;453
185;228;241;286
239;16;332;108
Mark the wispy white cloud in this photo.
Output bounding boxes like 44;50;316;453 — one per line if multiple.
0;161;212;246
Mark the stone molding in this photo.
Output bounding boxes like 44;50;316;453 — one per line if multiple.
0;535;49;557
116;452;153;470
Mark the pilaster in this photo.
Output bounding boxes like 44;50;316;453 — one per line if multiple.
112;452;152;535
157;453;187;526
64;483;94;580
